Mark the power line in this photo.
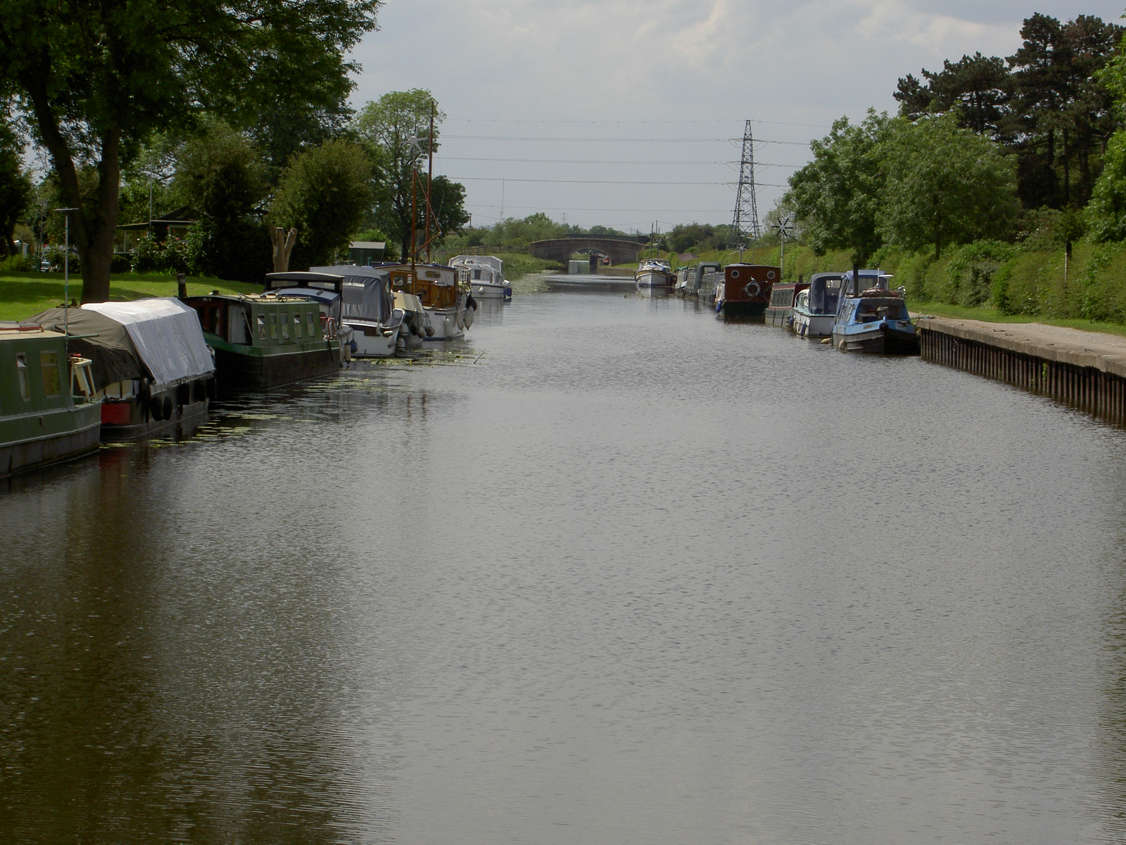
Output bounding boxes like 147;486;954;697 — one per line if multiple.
442;134;810;145
441;156;803;168
452;176;790;187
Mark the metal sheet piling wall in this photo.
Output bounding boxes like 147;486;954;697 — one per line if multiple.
917;321;1126;427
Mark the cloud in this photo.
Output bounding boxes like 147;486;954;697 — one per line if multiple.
347;0;1126;231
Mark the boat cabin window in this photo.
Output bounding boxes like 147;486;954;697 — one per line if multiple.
256;315;267;340
307;312;316;335
40;351;61;397
857;300;908;321
16;353;30;401
281;312;290;340
293;313;303;337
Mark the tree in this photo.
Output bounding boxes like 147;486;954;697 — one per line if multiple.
0;0;380;302
1087;28;1126;241
0;118;30;257
269;139;374;267
786;110;892;265
172;118;270;280
352;90;469;260
878;115;1019;258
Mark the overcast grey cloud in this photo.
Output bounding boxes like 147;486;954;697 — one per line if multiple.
347;2;1126;234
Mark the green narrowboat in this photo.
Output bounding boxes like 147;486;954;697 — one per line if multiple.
182;292;342;395
0;323;101;478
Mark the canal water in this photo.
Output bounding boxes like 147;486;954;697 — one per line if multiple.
3;291;1126;844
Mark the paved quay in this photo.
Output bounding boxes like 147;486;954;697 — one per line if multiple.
915;315;1126;377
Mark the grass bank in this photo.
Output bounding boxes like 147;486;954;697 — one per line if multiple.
0;271;257;321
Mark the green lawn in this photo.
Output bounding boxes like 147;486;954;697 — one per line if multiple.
909;299;1126;338
0;271;259;321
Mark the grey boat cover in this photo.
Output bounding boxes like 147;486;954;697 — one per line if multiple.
310;265;395;323
33;298;214;391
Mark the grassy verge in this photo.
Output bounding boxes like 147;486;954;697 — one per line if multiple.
0;271;259;321
908;299;1126;338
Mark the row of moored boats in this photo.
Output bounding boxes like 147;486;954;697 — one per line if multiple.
635;259;920;353
1;255;511;479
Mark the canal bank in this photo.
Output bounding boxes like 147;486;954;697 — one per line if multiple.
917;315;1126;426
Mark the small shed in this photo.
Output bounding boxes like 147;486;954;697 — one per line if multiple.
348;241;386;265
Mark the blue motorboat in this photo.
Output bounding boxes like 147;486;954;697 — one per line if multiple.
831;270;919;354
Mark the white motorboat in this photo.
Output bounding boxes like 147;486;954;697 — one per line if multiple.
451;255;511;301
791;272;844;339
634;257;675;289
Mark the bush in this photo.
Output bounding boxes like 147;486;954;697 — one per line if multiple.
0;253;35;272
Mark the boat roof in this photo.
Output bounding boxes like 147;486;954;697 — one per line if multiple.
0;322;66;341
33;298;214;390
264;271;344;293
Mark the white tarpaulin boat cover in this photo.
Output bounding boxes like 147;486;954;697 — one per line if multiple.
82;298;214;391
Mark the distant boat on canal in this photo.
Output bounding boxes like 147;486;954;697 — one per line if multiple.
791;272;844;339
634;258;675;290
831;270;919;354
34;298;215;440
450;255;511;302
0;322;101;477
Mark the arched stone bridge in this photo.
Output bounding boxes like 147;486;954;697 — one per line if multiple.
529;237;645;266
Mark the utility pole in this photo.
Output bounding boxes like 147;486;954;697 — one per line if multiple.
730;120;761;246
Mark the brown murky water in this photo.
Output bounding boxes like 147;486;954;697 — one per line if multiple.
4;292;1126;843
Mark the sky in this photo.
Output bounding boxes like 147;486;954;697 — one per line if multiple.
346;2;1126;236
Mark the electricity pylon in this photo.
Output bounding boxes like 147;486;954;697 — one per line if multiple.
730;120;761;246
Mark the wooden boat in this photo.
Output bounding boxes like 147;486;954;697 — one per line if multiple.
713;264;778;319
269;267;403;359
182;290;342;394
765;280;810;329
791;272;844;338
382;262;475;341
634;257;675;289
0;322;101;477
831;270;919;354
33;298;214;440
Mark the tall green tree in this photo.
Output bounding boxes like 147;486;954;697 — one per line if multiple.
0;118;30;258
0;0;380;302
878;115;1019;258
172;118;270;280
786;110;892;266
269;139;374;267
352;90;469;260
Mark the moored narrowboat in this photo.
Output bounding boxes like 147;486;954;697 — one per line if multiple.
34;298;215;440
182;291;342;394
714;264;778;319
765;279;810;329
0;323;101;477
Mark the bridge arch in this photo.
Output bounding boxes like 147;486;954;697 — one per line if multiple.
529;237;645;268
